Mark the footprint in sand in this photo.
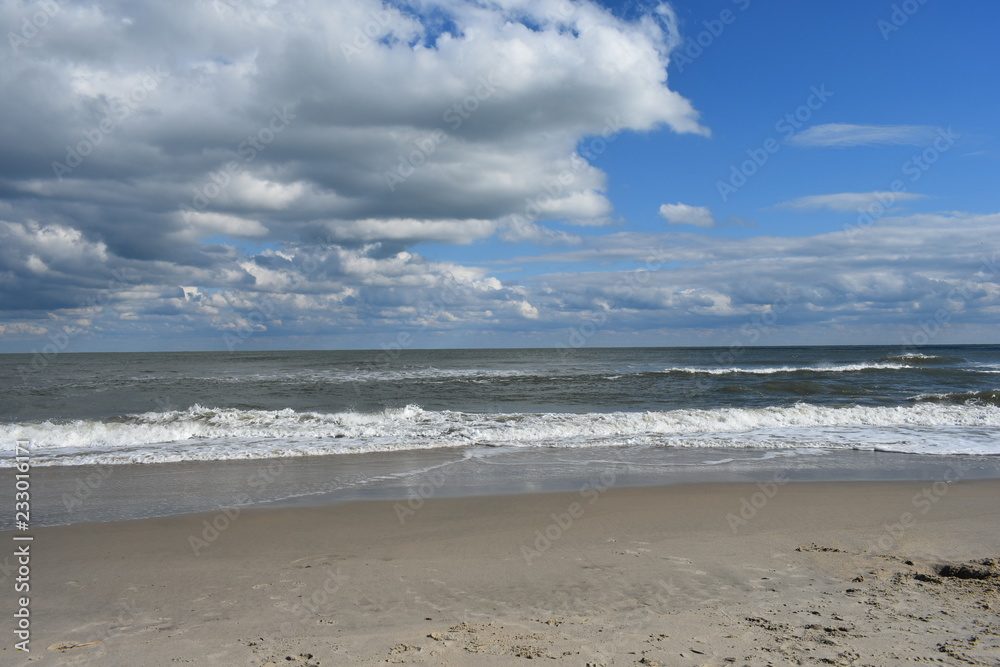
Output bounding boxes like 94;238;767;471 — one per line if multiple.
48;639;105;651
388;643;422;655
290;554;342;568
262;653;318;667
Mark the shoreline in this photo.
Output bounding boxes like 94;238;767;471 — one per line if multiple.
4;446;1000;528
3;478;999;665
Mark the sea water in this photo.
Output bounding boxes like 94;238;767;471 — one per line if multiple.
2;345;998;525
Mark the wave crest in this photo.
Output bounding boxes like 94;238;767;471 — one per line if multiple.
659;362;910;375
2;402;998;465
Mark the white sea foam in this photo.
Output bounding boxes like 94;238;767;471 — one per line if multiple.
1;402;998;466
909;390;1000;405
659;362;910;375
129;367;533;385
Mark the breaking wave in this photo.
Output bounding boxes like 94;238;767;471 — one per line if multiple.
658;362;911;375
2;402;998;465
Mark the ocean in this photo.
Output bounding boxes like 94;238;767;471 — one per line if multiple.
4;345;1000;463
2;345;999;525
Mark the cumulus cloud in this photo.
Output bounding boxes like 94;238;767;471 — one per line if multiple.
774;192;927;212
788;123;939;147
0;0;710;347
1;1;995;350
0;0;706;242
658;202;716;228
7;207;999;349
503;212;1000;338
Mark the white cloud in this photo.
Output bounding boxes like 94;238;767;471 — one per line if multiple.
0;0;709;330
0;0;715;342
658;202;716;228
2;211;999;347
789;123;939;147
179;211;269;237
520;213;1000;337
25;255;47;274
226;176;307;210
499;217;582;245
0;322;48;335
774;192;927;212
1;1;996;349
516;300;540;319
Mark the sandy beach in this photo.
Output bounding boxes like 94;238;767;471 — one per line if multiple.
1;0;999;660
3;479;999;666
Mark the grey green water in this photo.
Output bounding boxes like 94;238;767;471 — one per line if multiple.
1;345;999;525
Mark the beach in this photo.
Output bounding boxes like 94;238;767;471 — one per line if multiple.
2;0;999;660
5;478;999;666
2;346;999;663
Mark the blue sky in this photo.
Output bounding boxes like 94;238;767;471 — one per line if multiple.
0;0;998;352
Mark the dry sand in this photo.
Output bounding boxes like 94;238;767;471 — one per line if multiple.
3;479;999;666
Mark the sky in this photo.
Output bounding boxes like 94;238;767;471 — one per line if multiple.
0;0;998;353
